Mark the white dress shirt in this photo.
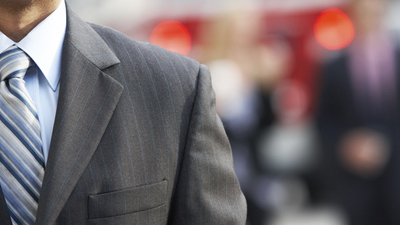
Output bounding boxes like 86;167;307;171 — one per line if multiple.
0;0;67;165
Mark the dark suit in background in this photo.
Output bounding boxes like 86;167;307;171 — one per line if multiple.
0;7;247;225
316;43;400;225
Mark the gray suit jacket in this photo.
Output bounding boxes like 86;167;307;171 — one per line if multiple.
0;7;247;225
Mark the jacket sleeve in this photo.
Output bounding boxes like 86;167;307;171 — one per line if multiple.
168;64;247;224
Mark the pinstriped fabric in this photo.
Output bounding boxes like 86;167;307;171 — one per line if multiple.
16;9;246;224
0;45;44;225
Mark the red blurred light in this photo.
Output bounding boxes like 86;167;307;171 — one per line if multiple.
314;8;355;50
150;20;192;56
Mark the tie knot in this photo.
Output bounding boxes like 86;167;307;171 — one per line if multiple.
0;45;31;81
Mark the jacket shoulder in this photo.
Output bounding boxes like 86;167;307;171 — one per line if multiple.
89;23;201;78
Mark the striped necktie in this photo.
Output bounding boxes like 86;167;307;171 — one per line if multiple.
0;45;45;225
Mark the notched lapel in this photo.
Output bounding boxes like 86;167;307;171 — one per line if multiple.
35;7;124;225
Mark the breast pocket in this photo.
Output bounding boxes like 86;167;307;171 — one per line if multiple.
88;180;167;220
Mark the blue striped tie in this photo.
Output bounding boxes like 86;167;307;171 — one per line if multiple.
0;45;44;225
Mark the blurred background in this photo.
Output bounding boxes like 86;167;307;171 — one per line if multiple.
67;0;400;224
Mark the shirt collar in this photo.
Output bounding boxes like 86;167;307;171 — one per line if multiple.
0;0;66;91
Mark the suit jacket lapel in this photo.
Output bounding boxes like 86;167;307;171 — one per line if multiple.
35;7;123;225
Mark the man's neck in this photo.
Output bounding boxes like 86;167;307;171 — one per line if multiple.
0;0;61;42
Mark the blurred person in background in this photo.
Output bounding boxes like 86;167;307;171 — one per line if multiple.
256;79;319;208
315;0;400;224
201;3;288;225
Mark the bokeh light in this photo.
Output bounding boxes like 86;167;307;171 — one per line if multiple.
314;8;355;50
150;20;192;56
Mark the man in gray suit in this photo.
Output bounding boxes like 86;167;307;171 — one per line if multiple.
0;0;247;224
